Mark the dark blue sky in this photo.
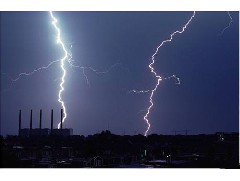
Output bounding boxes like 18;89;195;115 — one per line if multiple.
1;11;239;136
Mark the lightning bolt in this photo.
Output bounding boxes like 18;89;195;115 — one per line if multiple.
131;12;195;137
1;12;69;126
3;12;194;134
219;11;233;36
2;12;126;129
49;11;69;129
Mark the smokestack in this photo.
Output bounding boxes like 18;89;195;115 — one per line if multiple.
39;109;42;136
30;109;33;136
60;109;63;134
18;110;22;135
39;109;42;129
51;109;53;134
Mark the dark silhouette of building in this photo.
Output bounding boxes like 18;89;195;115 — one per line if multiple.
0;131;239;168
18;109;73;137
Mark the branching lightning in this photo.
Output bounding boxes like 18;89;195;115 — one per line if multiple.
131;12;195;136
11;59;60;82
128;74;180;94
50;11;69;129
132;11;231;136
69;61;123;86
0;59;60;95
219;11;233;36
50;11;124;127
2;11;235;135
3;11;125;129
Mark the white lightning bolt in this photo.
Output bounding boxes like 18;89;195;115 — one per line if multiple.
50;11;68;129
2;12;126;131
219;11;233;36
132;12;196;137
2;12;194;135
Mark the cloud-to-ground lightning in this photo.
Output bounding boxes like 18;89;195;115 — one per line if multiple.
218;11;233;36
2;11;236;137
2;11;126;129
131;12;195;136
131;11;233;136
49;11;69;129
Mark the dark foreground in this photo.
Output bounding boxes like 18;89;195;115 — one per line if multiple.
0;131;239;168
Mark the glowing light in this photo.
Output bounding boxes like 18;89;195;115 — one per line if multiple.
131;12;195;137
3;12;197;134
50;11;68;129
3;11;125;129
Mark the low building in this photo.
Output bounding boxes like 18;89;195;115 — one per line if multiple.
51;129;73;136
19;128;73;137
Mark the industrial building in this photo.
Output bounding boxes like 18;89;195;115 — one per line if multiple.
18;109;73;137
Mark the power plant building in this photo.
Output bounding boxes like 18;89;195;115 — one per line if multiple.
18;109;73;137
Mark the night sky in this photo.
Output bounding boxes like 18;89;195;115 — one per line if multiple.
0;11;239;136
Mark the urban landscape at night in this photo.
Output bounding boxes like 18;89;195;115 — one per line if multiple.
1;11;239;168
0;108;239;168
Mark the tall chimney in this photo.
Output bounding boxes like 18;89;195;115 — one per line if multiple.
18;110;22;136
39;109;42;129
30;109;33;136
51;109;53;134
60;109;63;134
39;109;42;136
